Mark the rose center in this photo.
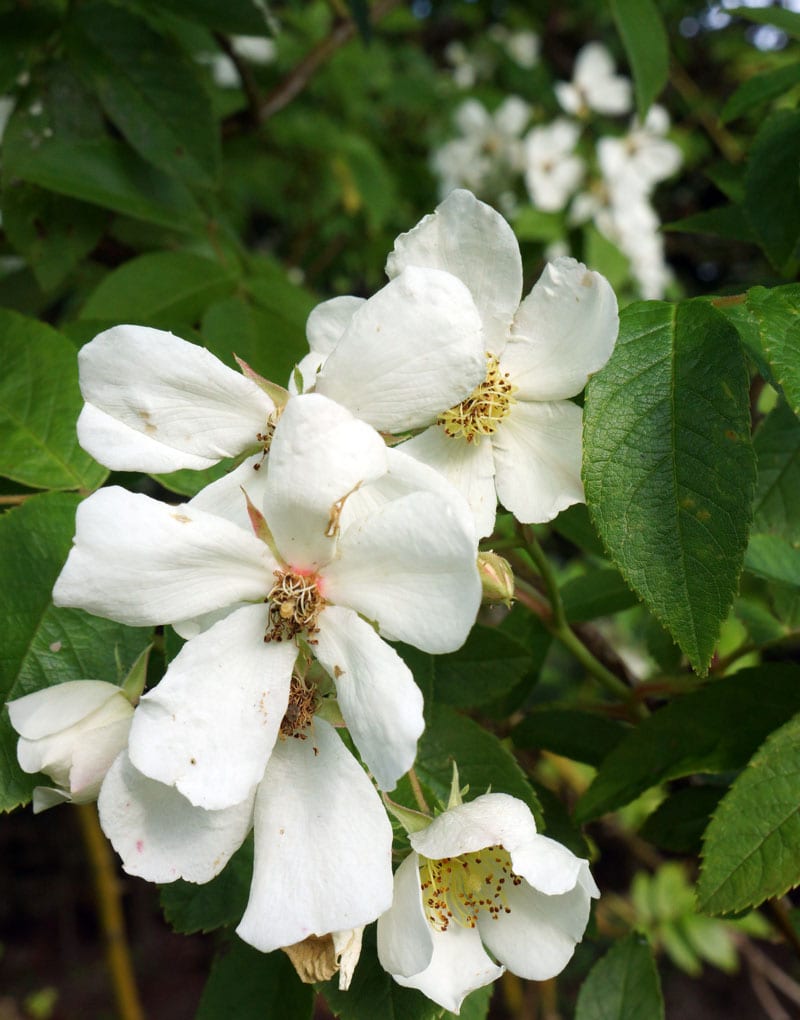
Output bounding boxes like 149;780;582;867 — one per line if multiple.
280;674;318;739
265;569;324;643
418;844;522;932
437;353;516;443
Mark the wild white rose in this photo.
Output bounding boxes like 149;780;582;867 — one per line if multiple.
555;42;632;117
377;793;599;1014
8;680;134;812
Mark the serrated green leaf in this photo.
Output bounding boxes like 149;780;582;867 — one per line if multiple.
583;300;756;674
319;925;442;1020
0;310;108;490
512;708;629;768
160;835;253;934
744;533;800;588
2;184;108;291
67;3;220;188
744;109;800;274
575;933;664;1020
0;493;151;811
753;401;800;538
81;251;238;324
197;937;313;1020
698;713;800;915
746;285;800;418
416;704;541;824
727;6;800;38
721;62;800;124
639;785;727;854
576;665;800;822
610;0;669;119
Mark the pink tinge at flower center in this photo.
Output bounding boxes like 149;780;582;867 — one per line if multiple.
265;569;324;643
419;844;522;932
437;353;516;444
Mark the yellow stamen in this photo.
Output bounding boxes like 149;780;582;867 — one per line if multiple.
437;353;516;444
418;844;522;932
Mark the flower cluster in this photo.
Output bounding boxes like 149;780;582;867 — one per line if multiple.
9;190;609;1008
431;41;684;299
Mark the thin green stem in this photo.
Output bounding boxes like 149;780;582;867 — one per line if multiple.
407;766;430;814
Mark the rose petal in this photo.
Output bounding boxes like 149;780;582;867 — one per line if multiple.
236;718;393;952
376;852;434;979
410;793;538;860
128;605;297;810
314;605;424;790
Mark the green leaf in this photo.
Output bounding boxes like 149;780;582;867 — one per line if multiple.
721;62;800;124
609;0;669;119
319;925;441;1020
0;493;151;811
560;568;638;623
744;109;800;274
746;285;800;418
0;310;108;490
138;0;272;34
753;401;800;538
698;713;800;915
583;300;756;674
664;205;756;244
197;937;313;1020
80;251;239;324
513;206;565;243
639;785;727;854
2;184;108;291
727;6;800;38
416;704;542;824
160;835;253;934
575;933;664;1020
744;533;800;588
67;3;220;188
512;709;629;768
575;665;800;822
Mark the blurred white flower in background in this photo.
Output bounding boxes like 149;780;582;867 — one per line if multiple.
555;42;633;117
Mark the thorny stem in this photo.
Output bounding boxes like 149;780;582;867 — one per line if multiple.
407;766;430;814
260;0;403;121
76;804;145;1020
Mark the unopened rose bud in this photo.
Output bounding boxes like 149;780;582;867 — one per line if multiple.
478;551;515;607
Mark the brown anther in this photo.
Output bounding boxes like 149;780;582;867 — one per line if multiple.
280;675;318;739
265;569;324;643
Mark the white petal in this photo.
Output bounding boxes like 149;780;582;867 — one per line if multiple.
236;718;393;952
332;927;364;991
32;787;72;813
492;400;584;524
316;267;485;431
377;852;434;978
306;296;366;355
128;605;296;810
52;487;277;626
477;876;593;980
410;793;538;860
323;491;480;654
400;425;497;539
314;605;424;791
8;680;123;740
505;258;619;401
386;190;522;354
509;834;584;896
188;454;270;532
78;325;273;471
98;751;254;884
264;394;387;571
68;714;135;801
392;920;503;1014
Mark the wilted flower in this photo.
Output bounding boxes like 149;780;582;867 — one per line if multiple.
8;680;134;812
377;793;599;1013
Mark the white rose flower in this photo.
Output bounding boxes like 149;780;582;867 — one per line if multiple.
310;190;619;536
555;42;632;118
377;793;599;1014
8;680;134;812
523;118;585;212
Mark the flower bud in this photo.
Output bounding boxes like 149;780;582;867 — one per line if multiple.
477;551;515;606
8;681;134;813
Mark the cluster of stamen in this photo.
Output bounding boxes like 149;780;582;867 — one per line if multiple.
253;408;283;471
279;674;318;740
265;569;324;643
437;353;515;444
419;845;522;932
